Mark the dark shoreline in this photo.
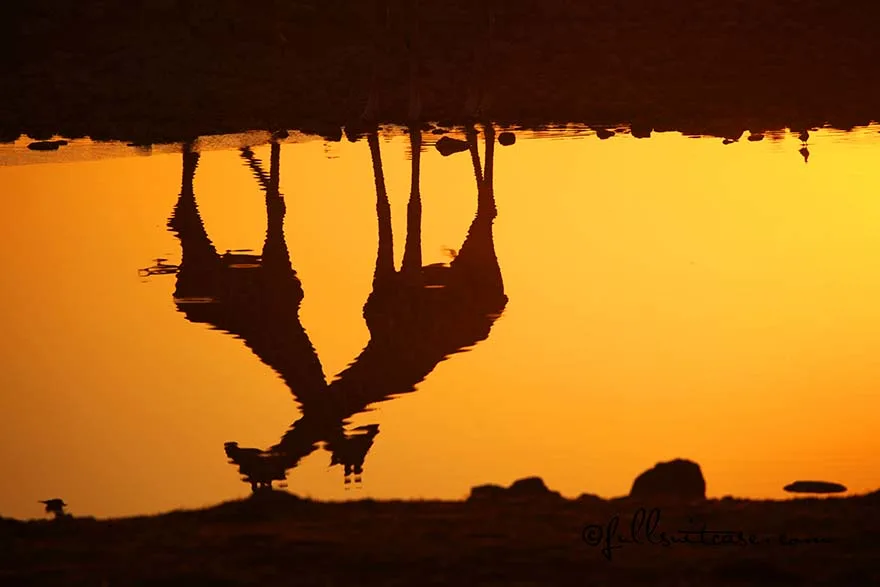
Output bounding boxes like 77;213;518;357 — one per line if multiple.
4;1;880;145
3;490;879;586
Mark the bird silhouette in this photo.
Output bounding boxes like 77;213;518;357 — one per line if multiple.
39;498;69;519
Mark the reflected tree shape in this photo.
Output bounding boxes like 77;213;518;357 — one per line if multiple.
162;123;506;493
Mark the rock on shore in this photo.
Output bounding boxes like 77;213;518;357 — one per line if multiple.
468;476;563;502
629;458;707;502
784;481;848;494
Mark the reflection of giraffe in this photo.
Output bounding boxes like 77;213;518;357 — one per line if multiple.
270;123;506;488
329;123;505;415
163;124;506;492
168;140;327;406
167;139;328;490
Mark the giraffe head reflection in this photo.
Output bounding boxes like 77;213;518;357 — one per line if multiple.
162;124;507;493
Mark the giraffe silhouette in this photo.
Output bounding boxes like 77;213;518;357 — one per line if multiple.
163;123;506;492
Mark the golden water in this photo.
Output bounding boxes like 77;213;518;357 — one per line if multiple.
2;125;879;519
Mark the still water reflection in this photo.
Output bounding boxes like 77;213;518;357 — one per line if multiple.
171;126;505;493
2;124;880;519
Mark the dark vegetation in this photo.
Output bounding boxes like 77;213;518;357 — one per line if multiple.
2;489;880;586
3;0;880;144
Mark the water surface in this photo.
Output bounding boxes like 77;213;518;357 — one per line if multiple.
2;125;879;519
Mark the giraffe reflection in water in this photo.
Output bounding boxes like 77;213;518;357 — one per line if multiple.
163;123;507;493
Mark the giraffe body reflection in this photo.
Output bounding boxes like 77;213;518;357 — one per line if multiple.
165;125;506;493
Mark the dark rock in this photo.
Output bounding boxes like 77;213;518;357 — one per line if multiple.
321;127;343;142
722;138;737;145
27;140;68;151
508;477;547;495
467;477;563;502
629;458;706;501
468;484;506;501
595;128;615;140
783;481;847;494
343;125;367;143
747;132;764;142
498;131;516;146
631;124;652;139
508;477;563;500
435;136;469;156
576;493;604;505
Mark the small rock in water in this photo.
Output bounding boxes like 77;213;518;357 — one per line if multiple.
631;124;652;139
595;128;615;140
747;132;764;142
435;136;469;157
27;140;68;151
498;131;516;146
783;481;847;494
321;128;343;143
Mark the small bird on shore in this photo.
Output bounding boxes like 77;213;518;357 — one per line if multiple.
39;498;69;519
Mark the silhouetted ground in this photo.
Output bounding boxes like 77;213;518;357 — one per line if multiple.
2;490;879;586
3;1;880;144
